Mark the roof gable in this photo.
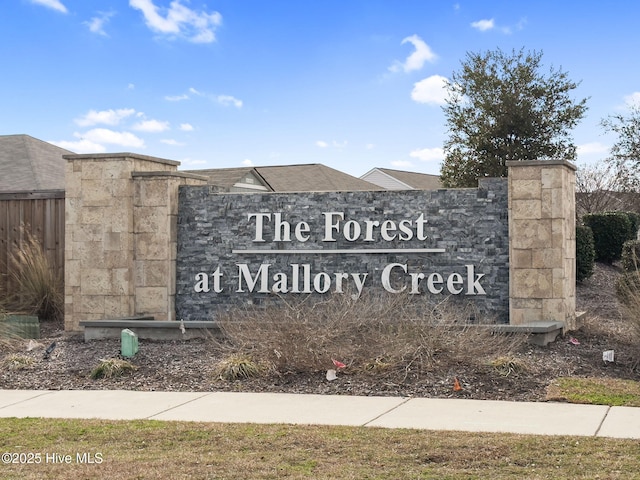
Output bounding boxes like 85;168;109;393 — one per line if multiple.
254;164;380;192
361;167;442;190
0;134;72;192
185;164;381;192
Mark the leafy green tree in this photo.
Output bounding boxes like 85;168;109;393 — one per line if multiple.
601;104;640;192
441;48;588;187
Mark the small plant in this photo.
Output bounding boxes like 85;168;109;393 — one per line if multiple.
90;358;137;379
489;356;528;377
362;357;392;374
213;354;268;381
1;354;35;371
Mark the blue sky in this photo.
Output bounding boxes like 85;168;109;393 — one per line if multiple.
2;1;639;177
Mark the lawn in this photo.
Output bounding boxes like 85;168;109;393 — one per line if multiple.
1;418;639;479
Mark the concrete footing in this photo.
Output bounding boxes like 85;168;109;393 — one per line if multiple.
79;318;219;341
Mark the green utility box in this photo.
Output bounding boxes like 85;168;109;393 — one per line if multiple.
3;315;40;339
120;328;139;358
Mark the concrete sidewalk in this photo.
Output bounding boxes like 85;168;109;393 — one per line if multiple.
0;389;638;439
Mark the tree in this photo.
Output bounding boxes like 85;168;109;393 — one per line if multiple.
601;104;640;192
440;48;588;187
576;160;640;218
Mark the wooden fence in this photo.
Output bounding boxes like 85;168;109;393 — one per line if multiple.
0;190;65;297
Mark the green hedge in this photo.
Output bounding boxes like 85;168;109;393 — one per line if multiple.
576;225;596;282
623;211;640;237
583;212;634;264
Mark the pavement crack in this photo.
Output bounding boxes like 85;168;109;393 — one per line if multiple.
145;392;213;420
362;396;412;427
594;406;611;437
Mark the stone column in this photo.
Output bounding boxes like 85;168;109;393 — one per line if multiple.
132;171;207;321
63;152;205;331
507;160;576;330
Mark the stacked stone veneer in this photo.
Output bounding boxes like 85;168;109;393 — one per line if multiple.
507;160;576;330
175;178;510;322
64;153;207;331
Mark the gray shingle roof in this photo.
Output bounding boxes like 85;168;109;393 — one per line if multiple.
373;168;442;190
186;164;381;192
0;134;72;192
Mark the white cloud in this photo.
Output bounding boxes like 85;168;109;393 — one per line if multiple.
411;75;448;105
161;139;184;146
216;95;243;108
132;119;170;132
49;138;105;153
389;34;437;73
30;0;67;13
75;108;136;127
471;19;495;32
471;18;524;34
365;143;375;150
82;128;146;148
242;159;254;166
180;123;194;131
577;142;609;157
129;0;222;43
316;140;347;149
624;92;640;108
85;11;115;36
410;147;444;162
168;88;243;107
165;93;189;101
128;83;135;90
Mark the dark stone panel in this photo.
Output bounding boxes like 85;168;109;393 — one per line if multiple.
176;179;509;322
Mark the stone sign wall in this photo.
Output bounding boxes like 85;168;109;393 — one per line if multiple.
64;155;576;332
175;178;510;322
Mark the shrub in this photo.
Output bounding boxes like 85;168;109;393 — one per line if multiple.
90;358;137;379
214;293;523;382
213;354;269;381
621;240;640;272
623;211;640;238
7;228;63;322
1;354;35;371
583;212;634;264
576;225;596;282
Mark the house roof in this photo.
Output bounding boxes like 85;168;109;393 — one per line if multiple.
0;134;72;192
361;167;442;190
186;164;381;192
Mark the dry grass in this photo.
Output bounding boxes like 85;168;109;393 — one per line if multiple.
0;353;35;371
214;293;524;382
489;356;530;377
616;265;640;364
213;354;271;381
6;228;63;322
1;418;639;479
90;358;137;380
